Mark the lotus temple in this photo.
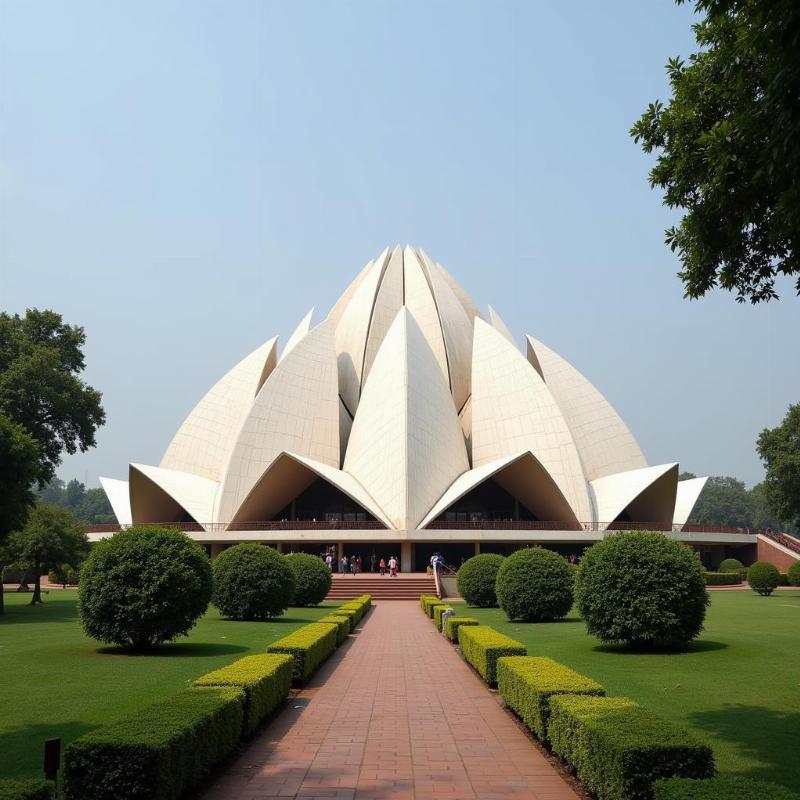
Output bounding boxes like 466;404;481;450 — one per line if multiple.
96;246;758;570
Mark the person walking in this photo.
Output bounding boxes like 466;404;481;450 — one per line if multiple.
388;555;398;577
350;556;357;576
356;555;362;573
370;552;377;573
379;557;386;577
340;554;348;575
325;553;333;571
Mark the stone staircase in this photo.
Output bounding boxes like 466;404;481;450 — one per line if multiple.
325;573;437;601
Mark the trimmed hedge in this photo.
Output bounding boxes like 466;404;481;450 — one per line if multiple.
318;614;351;645
434;604;453;631
64;686;244;800
654;777;800;800
787;560;800;586
704;571;743;586
497;656;605;741
284;552;331;606
266;622;338;682
495;547;574;621
0;780;53;800
193;653;293;736
456;553;504;607
718;558;745;573
427;601;447;619
331;607;359;625
748;561;780;595
420;595;443;615
458;625;526;686
548;694;714;800
444;616;479;643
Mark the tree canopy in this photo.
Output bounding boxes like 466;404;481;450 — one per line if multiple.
756;403;800;527
9;503;88;604
631;0;800;302
0;309;105;485
38;477;115;525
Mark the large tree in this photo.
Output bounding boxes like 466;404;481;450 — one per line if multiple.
681;473;754;527
0;309;105;485
36;477;115;525
631;0;800;302
0;414;40;615
9;504;88;605
756;403;800;527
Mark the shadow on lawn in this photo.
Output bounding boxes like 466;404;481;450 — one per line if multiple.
593;639;728;655
0;597;80;625
0;719;94;781
688;704;800;789
97;641;249;658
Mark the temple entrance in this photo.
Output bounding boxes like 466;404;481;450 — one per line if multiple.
343;542;399;572
413;542;475;572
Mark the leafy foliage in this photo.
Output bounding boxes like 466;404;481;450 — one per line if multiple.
549;694;714;800
747;560;780;596
654;776;800;800
718;558;744;573
787;561;800;587
36;477;114;525
266;622;338;682
212;543;294;621
0;309;105;485
456;553;505;607
64;686;243;800
575;531;709;648
631;0;800;302
757;403;800;528
457;624;526;686
78;526;212;648
8;504;88;604
495;547;573;622
284;552;331;606
0;779;53;800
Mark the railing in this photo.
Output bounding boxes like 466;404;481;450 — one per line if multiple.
760;529;800;556
84;520;770;536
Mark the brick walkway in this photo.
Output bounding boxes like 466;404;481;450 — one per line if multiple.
202;602;580;800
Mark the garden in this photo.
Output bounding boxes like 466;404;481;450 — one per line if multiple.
435;536;800;796
0;527;368;800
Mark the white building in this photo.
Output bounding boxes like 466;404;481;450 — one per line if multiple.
98;246;752;570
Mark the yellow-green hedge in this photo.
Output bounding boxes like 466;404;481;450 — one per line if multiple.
193;653;293;736
444;616;479;642
458;625;526;685
497;656;605;741
64;686;244;800
420;595;442;615
433;604;453;630
420;593;437;610
318;614;350;645
266;622;338;683
548;695;714;800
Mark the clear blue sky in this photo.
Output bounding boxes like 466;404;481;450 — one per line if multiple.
1;1;797;489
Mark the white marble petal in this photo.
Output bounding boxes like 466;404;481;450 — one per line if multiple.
217;319;340;523
673;476;709;530
362;245;404;385
160;337;278;482
129;463;219;528
435;261;483;321
590;463;679;530
471;319;592;521
488;305;516;347
99;477;132;526
280;308;314;361
526;336;647;482
344;308;469;530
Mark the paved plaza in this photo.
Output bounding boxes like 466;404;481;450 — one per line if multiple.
202;602;579;800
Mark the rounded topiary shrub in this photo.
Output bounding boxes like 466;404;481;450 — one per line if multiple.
495;547;573;621
575;531;709;648
78;526;212;649
212;543;295;620
456;553;505;607
285;552;331;606
787;560;800;587
719;557;745;573
747;560;780;596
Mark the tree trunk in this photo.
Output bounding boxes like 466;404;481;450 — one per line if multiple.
30;563;42;605
0;564;5;616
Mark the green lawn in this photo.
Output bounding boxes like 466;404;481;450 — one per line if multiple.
450;590;800;791
0;590;339;780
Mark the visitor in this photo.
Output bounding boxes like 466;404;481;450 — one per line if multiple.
388;555;398;577
370;552;377;573
350;557;357;576
356;555;362;573
379;557;386;577
325;553;333;571
341;554;348;574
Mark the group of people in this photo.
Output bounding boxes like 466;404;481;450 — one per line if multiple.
321;549;399;577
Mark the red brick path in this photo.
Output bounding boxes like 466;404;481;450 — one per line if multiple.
202;601;579;800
